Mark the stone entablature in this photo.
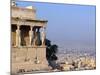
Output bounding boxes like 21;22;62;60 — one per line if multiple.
11;17;48;27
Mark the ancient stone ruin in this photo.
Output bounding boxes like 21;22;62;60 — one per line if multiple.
11;1;48;74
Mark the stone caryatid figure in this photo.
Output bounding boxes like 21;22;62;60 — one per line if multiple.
29;26;33;46
41;27;46;46
16;26;21;47
35;28;41;46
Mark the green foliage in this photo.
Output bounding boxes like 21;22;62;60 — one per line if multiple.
45;39;58;61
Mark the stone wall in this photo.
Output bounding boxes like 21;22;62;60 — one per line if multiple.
11;47;48;73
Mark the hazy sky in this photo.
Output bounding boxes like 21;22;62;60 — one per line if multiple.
16;1;96;49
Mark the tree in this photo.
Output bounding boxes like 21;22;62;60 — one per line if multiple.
45;39;58;69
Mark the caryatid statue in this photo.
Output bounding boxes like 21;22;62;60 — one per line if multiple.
41;27;46;46
16;26;21;47
29;26;33;46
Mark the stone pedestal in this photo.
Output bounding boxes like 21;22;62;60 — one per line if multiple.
11;47;49;74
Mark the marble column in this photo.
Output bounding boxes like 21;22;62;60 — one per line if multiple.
41;27;46;46
29;26;33;46
16;25;21;47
